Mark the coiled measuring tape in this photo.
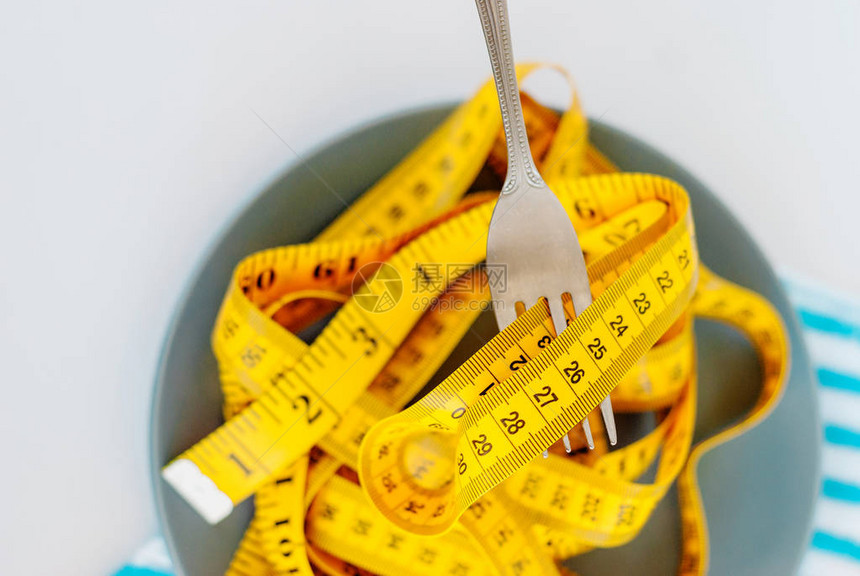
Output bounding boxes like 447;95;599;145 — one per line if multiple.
161;63;789;576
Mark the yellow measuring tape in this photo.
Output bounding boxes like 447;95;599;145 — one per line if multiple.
161;63;789;576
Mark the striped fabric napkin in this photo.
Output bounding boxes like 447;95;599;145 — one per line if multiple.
118;278;860;576
786;278;860;575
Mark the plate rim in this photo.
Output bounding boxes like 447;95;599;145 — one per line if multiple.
149;102;822;575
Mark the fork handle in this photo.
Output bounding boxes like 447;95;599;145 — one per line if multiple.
474;0;544;194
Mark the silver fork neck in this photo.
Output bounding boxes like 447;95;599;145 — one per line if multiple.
475;0;545;195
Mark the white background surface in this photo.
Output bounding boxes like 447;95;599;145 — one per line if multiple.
1;2;858;574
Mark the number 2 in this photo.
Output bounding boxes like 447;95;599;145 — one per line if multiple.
509;354;528;371
294;395;322;424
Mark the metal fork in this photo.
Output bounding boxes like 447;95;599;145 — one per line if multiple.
475;0;617;454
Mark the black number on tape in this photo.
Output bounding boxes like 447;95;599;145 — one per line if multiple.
633;292;651;314
574;198;596;219
604;232;626;246
609;314;628;337
295;395;322;424
313;261;335;279
351;327;378;356
533;385;558;407
381;473;396;492
472;434;493;456
509;354;528;371
257;269;275;291
564;360;585;384
458;453;467;475
587;338;607;360
656;270;673;292
221;318;239;340
500;411;526;434
240;344;266;368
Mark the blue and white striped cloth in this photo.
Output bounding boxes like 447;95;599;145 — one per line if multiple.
118;278;860;576
786;277;860;576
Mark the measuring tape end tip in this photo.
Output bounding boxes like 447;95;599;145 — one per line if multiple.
162;458;234;525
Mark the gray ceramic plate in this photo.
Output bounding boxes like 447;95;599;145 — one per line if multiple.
150;105;820;575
